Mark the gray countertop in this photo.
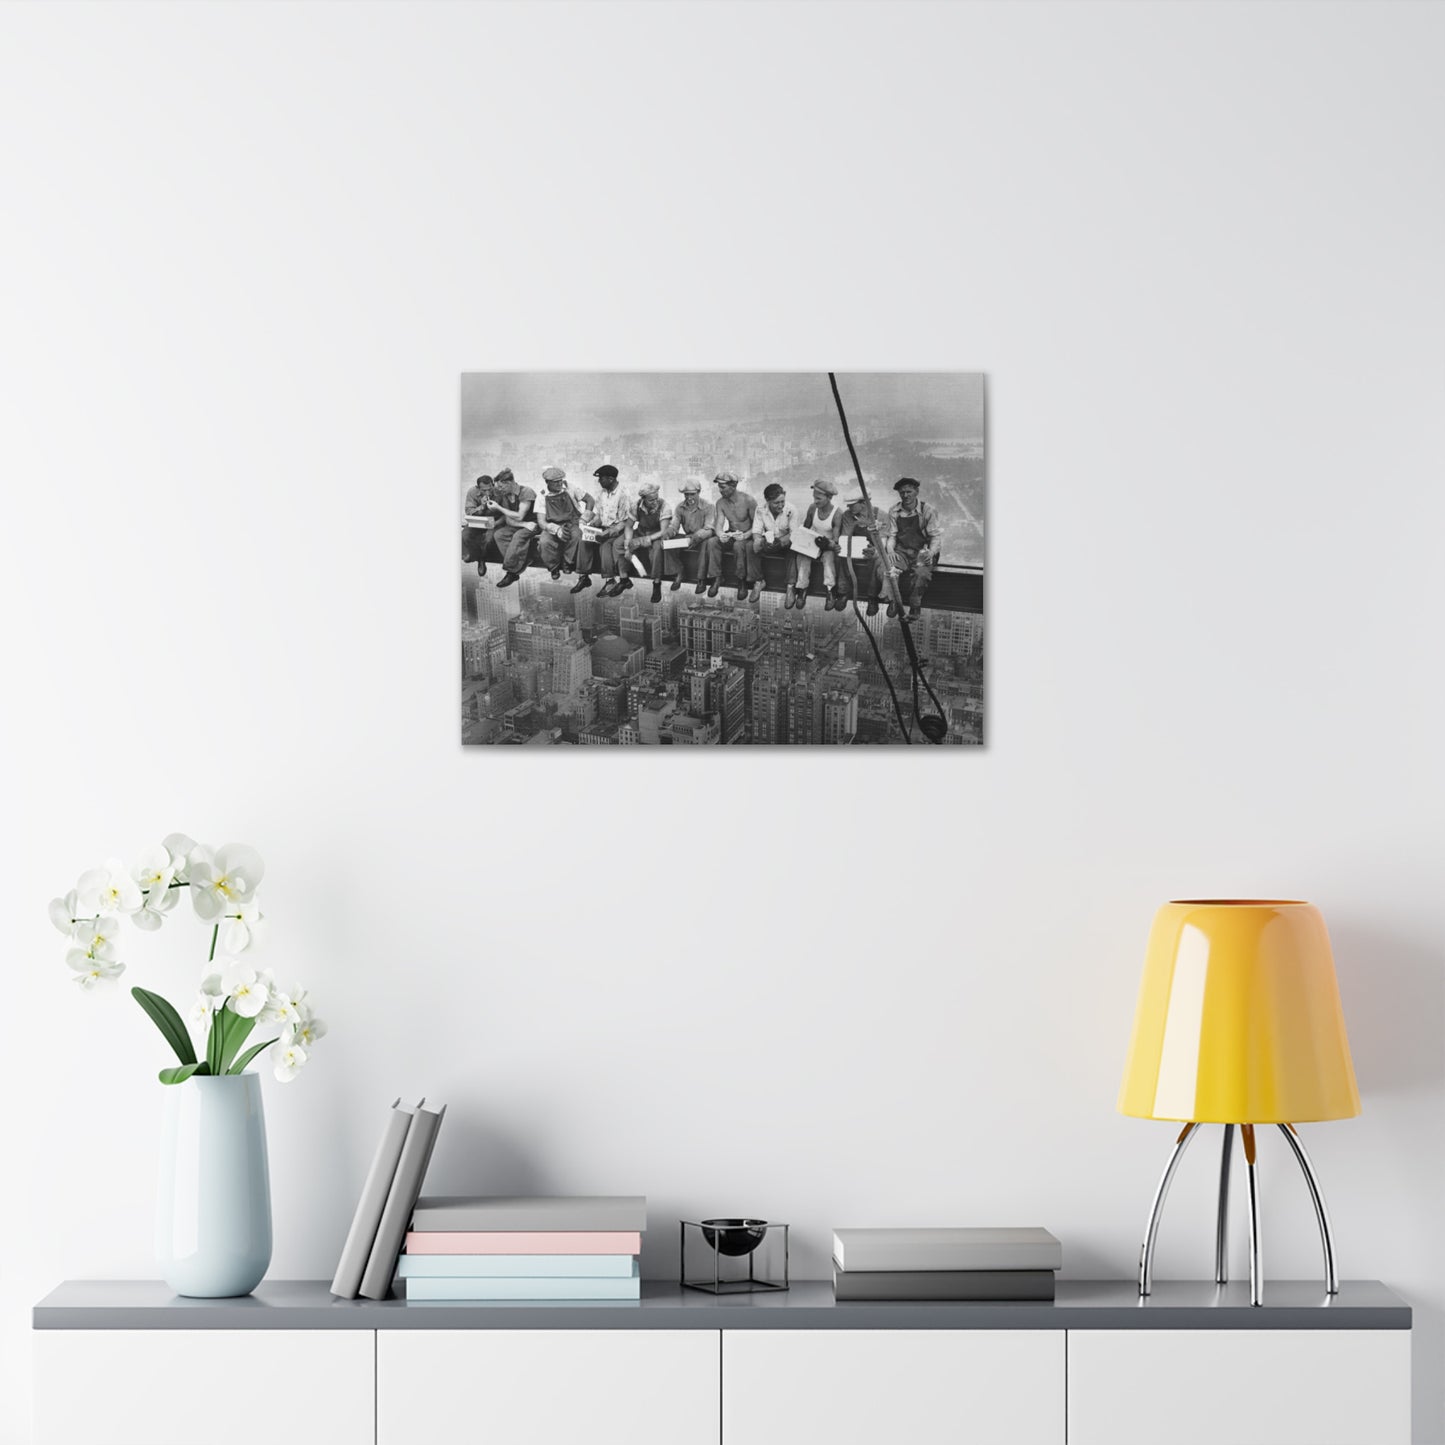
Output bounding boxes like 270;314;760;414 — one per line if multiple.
34;1279;1411;1331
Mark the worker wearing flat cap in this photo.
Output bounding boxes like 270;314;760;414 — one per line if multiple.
535;466;589;588
838;491;895;616
664;479;715;594
751;483;798;604
481;467;539;589
886;476;942;619
462;473;495;573
793;478;845;611
705;470;761;601
626;481;676;603
578;463;636;598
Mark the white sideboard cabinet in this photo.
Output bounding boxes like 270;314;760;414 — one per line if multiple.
33;1279;1412;1445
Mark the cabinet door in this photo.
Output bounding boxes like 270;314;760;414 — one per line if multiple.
34;1329;373;1445
378;1328;720;1445
1067;1328;1411;1445
723;1329;1064;1445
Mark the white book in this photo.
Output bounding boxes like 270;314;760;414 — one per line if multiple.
832;1227;1063;1273
839;535;873;559
463;517;494;529
405;1271;640;1302
661;537;690;550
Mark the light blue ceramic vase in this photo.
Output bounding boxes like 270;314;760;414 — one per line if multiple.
156;1073;272;1297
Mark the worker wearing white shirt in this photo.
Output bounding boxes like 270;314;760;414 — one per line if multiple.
793;478;844;610
750;482;797;604
579;464;637;598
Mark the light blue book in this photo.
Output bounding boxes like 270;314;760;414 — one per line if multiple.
397;1253;637;1279
404;1271;641;1302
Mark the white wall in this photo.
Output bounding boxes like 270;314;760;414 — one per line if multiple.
2;1;1441;1440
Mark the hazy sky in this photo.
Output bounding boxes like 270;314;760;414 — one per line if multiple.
461;372;984;440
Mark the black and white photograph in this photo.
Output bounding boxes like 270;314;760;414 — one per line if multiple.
461;372;985;745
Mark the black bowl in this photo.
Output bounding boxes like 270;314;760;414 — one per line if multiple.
701;1218;768;1257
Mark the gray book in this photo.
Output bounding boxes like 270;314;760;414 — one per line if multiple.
330;1097;422;1300
358;1101;446;1300
832;1227;1062;1273
410;1195;647;1233
833;1266;1056;1301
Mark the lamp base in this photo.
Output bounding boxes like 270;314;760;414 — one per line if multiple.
1137;1122;1338;1306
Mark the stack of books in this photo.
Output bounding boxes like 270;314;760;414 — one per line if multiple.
398;1195;646;1301
831;1226;1062;1301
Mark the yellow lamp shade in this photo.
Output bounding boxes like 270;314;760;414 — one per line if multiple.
1118;900;1360;1124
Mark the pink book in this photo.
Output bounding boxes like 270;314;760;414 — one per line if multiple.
403;1230;642;1255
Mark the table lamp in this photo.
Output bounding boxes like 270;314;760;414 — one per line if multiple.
1118;899;1359;1305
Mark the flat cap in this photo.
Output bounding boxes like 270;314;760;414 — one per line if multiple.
713;470;739;484
542;466;567;483
494;467;514;484
894;476;920;492
594;464;619;479
638;481;661;495
811;478;838;496
680;480;703;495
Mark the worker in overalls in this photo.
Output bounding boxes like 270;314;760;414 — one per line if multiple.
536;466;589;590
486;468;540;589
886;477;942;619
627;481;674;603
665;479;714;594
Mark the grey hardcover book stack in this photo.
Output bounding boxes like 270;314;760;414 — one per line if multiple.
831;1227;1062;1301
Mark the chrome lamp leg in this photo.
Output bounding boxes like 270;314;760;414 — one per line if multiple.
1215;1123;1235;1285
1278;1123;1339;1294
1138;1122;1199;1297
1242;1124;1263;1306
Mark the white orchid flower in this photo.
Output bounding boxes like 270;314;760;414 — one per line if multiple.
73;916;122;962
191;973;227;1028
273;1042;308;1082
131;844;179;893
190;844;265;922
223;968;270;1019
75;859;143;916
221;899;266;956
284;1012;328;1050
162;834;199;882
260;985;300;1029
132;884;182;931
67;952;125;989
48;891;81;935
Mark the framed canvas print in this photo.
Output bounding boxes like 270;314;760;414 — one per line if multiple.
461;372;983;746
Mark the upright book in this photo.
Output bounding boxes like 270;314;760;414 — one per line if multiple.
330;1097;422;1300
832;1227;1062;1273
359;1100;447;1300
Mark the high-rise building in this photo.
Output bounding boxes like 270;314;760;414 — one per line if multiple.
590;633;646;682
644;643;687;684
670;713;721;745
552;643;592;695
752;668;788;744
680;603;759;665
477;581;523;633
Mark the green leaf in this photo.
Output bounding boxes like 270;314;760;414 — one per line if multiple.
206;1006;225;1075
131;987;197;1067
159;1062;207;1085
218;1012;256;1073
229;1037;277;1075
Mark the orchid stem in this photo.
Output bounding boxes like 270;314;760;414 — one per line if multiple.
208;925;218;963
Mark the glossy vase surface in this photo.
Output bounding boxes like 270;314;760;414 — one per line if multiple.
156;1074;272;1297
